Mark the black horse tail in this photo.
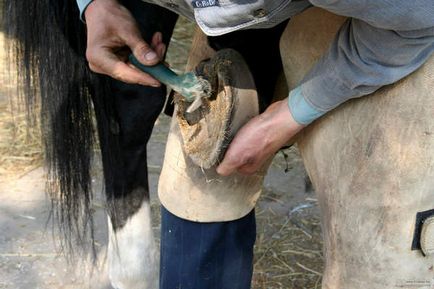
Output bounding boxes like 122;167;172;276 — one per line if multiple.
2;0;121;259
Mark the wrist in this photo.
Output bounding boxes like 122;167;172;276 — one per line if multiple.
275;99;304;134
288;87;325;125
260;99;304;148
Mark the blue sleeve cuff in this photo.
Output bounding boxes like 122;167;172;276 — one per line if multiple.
288;86;325;125
77;0;93;21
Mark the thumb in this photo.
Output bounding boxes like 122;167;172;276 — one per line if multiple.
126;35;159;66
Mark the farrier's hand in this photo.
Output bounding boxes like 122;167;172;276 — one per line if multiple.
216;99;304;176
84;0;165;86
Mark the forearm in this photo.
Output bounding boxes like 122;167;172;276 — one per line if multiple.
288;18;434;125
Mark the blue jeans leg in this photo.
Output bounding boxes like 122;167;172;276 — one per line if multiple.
160;206;256;289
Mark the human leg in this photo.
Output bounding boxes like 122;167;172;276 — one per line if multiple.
159;21;289;289
160;207;256;289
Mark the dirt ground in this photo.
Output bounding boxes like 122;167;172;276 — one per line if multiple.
0;18;324;289
0;114;323;289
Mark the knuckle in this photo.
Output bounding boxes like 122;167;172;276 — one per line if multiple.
112;68;136;84
224;154;240;167
85;49;95;63
135;42;151;53
88;63;97;73
112;70;126;82
238;153;254;165
239;166;256;175
111;64;123;79
85;50;100;73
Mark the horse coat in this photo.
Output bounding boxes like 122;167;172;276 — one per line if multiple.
3;1;434;289
284;8;434;288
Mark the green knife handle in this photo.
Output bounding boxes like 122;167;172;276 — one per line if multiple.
129;54;181;88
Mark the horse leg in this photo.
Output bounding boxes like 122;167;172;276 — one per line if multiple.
281;8;434;288
107;190;157;289
93;3;177;288
298;55;434;289
98;78;164;289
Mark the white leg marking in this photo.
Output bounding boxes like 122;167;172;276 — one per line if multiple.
107;200;159;289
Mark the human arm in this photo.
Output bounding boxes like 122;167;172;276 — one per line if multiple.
216;99;304;176
217;3;434;176
80;0;167;85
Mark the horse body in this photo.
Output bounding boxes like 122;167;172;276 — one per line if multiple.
281;8;434;288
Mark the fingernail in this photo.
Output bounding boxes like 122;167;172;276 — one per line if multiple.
145;51;157;61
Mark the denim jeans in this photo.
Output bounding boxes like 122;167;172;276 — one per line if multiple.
160;207;257;289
